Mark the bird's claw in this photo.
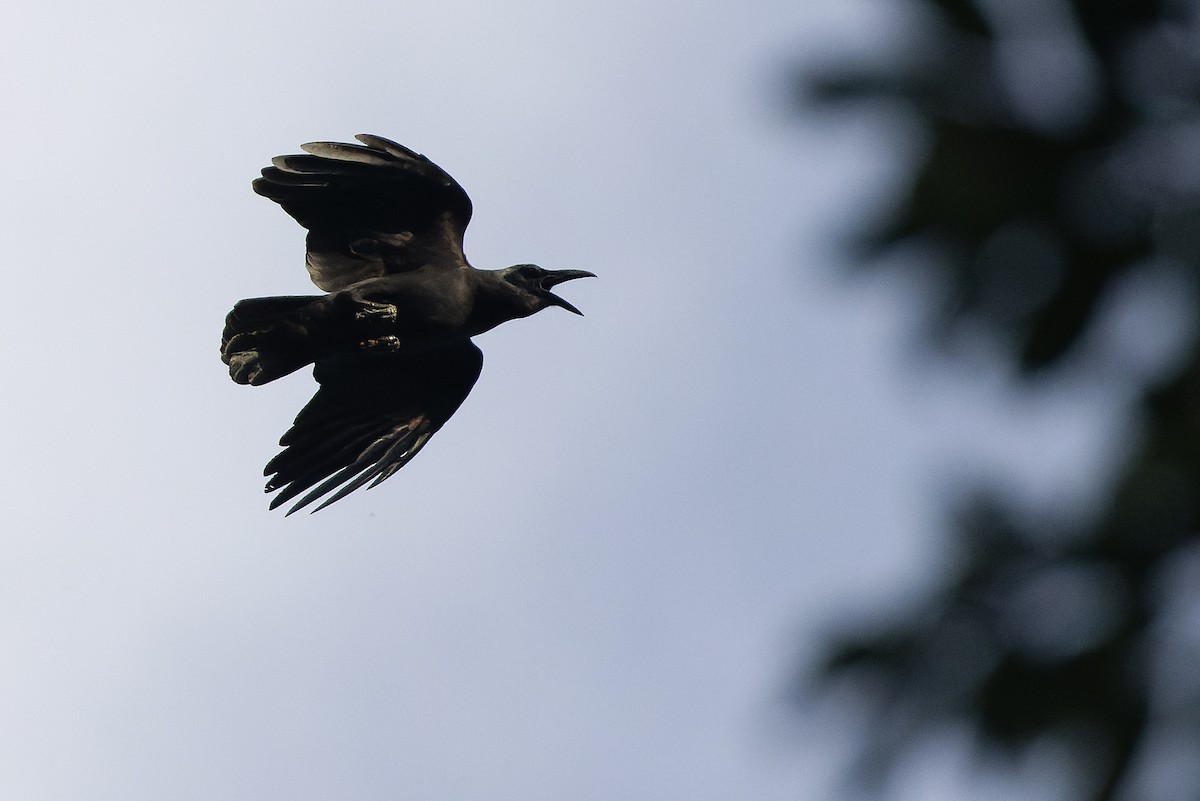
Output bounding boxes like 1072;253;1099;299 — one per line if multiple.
359;335;402;351
354;302;398;328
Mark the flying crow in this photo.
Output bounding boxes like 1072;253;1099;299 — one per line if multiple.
222;135;593;514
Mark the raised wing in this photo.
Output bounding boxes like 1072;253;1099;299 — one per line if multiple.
253;134;474;291
264;342;484;515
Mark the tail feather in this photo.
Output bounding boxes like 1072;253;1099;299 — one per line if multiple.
222;296;322;386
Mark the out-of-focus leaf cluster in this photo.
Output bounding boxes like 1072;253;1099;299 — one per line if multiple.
797;1;1200;799
804;0;1200;370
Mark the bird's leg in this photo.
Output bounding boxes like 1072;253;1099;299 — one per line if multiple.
359;335;402;352
334;290;400;351
352;298;399;329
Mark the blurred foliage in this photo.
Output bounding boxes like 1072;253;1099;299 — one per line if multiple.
796;1;1200;799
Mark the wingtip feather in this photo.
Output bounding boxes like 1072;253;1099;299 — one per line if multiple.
300;140;394;165
354;134;421;160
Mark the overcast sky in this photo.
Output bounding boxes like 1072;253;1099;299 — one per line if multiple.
1;1;1125;799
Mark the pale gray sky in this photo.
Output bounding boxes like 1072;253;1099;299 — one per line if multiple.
0;1;1121;799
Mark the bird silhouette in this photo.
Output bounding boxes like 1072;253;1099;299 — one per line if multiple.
222;135;593;514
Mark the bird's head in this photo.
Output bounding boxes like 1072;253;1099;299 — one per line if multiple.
501;264;596;316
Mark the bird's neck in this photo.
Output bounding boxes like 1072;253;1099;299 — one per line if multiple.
465;271;538;335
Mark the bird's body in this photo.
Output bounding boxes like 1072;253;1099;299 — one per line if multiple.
222;135;592;514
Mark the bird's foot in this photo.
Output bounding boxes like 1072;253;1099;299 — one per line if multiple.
359;335;402;352
353;301;398;330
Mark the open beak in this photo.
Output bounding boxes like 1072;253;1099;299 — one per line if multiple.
540;269;596;315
